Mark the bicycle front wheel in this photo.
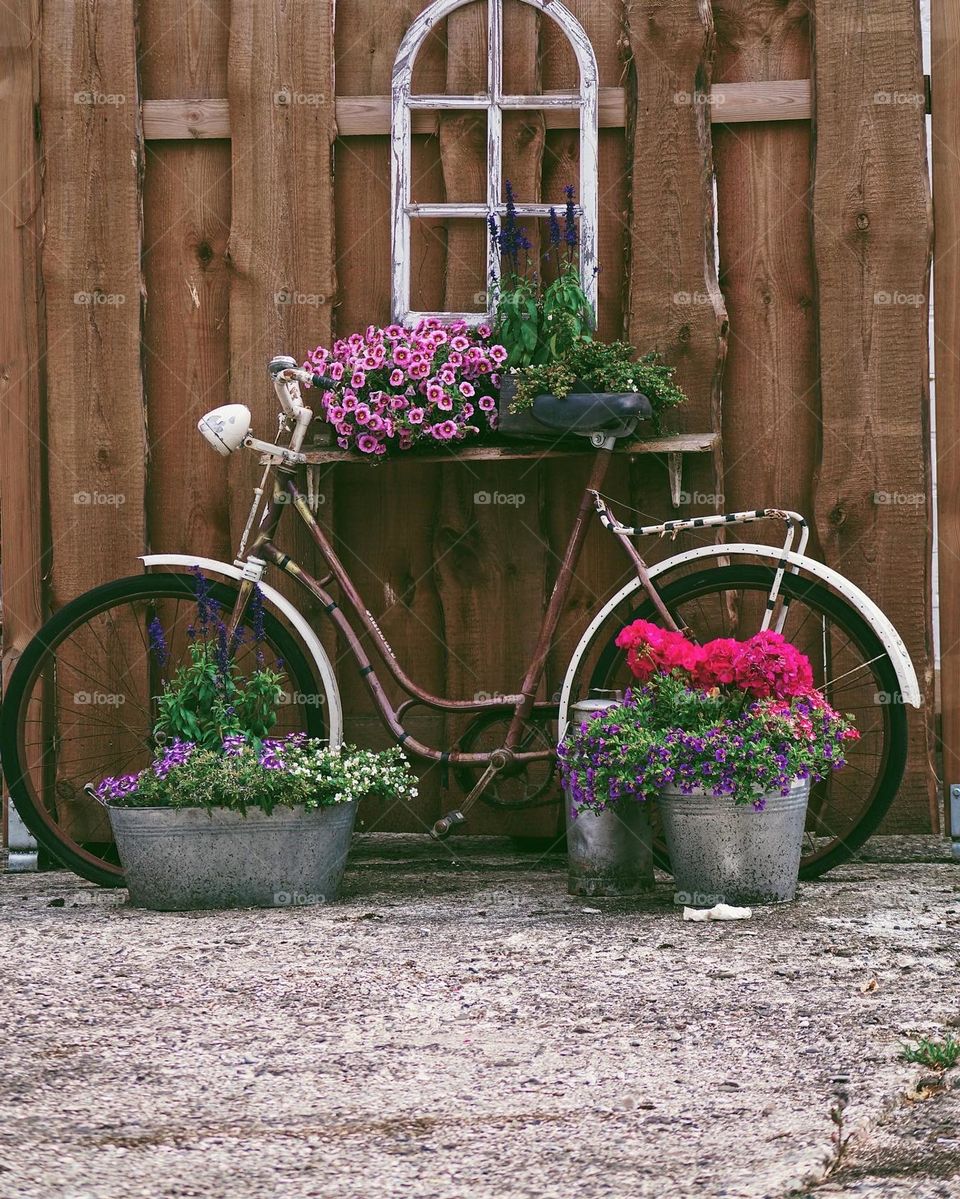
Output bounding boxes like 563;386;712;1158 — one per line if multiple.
0;573;327;887
578;565;909;879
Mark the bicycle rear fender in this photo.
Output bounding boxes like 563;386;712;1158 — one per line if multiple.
140;554;343;747
558;542;922;739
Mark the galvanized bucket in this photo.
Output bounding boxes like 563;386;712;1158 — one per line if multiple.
658;778;811;905
564;697;654;897
108;801;358;911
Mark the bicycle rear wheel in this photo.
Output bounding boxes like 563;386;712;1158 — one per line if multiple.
0;573;326;886
580;565;909;879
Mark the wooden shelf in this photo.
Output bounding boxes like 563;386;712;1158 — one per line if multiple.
273;431;719;466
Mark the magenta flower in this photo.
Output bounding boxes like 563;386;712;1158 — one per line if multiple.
303;320;499;456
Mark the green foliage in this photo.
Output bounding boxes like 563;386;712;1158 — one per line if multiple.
901;1036;960;1070
102;738;419;815
506;343;688;434
493;266;596;371
559;673;858;813
154;638;284;751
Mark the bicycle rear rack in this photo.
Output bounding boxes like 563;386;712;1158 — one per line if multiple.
594;502;811;636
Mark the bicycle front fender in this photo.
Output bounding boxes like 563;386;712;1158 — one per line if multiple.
140;554;343;747
558;542;921;739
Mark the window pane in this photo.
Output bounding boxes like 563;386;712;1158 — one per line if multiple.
409;110;488;205
409;217;489;314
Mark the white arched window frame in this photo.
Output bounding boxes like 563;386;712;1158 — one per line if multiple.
391;0;599;326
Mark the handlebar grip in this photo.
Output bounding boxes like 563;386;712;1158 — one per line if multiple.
311;373;339;391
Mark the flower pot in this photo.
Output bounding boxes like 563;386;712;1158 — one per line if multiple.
657;778;811;905
498;376;650;440
108;801;358;911
563;695;654;896
565;797;655;897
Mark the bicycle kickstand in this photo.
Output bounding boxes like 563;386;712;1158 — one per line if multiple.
431;757;504;840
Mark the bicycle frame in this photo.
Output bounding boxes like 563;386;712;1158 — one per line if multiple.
228;447;654;767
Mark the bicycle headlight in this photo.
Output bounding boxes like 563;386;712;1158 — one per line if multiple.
198;404;251;455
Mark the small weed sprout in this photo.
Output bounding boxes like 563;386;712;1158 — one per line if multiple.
900;1036;960;1071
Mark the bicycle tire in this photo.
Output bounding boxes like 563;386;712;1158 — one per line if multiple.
586;565;909;880
0;573;326;887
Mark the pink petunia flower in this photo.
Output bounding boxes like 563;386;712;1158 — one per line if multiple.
459;381;475;398
389;368;405;387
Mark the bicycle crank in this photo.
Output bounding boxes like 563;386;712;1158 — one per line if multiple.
430;750;513;839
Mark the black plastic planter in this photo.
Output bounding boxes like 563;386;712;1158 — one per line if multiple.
498;375;653;440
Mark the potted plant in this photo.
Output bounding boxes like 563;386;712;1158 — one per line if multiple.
489;182;688;437
94;573;418;910
302;320;507;454
559;622;860;905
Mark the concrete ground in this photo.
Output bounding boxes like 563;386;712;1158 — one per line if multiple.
0;835;958;1199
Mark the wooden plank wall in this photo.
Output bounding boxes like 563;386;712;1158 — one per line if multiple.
933;0;960;823
810;0;934;830
0;0;46;847
0;0;938;838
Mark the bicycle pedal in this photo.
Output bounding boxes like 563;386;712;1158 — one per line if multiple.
430;810;466;840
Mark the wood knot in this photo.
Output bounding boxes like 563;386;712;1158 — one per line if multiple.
856;212;870;231
677;323;691;345
196;241;214;267
829;504;847;528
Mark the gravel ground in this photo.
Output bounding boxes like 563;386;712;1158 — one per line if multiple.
0;834;958;1199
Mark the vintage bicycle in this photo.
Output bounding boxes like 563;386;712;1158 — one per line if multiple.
0;357;920;887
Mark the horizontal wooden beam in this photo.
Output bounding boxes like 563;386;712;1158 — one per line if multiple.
141;82;812;141
270;432;720;467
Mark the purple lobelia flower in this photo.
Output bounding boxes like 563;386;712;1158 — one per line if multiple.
563;184;577;248
153;738;195;779
148;616;169;668
548;206;561;248
249;585;267;644
222;734;248;757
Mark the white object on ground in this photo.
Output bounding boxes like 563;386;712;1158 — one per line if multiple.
683;904;752;922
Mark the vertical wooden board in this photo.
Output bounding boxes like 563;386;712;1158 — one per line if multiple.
540;0;644;701
712;2;818;540
40;0;147;601
0;0;46;665
226;0;337;560
811;0;934;831
141;0;232;560
0;0;45;847
618;0;727;615
933;0;960;819
39;1;147;841
332;1;448;829
435;0;554;834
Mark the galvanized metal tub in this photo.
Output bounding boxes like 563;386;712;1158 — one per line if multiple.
658;779;811;905
563;696;655;897
108;801;358;911
565;798;654;897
